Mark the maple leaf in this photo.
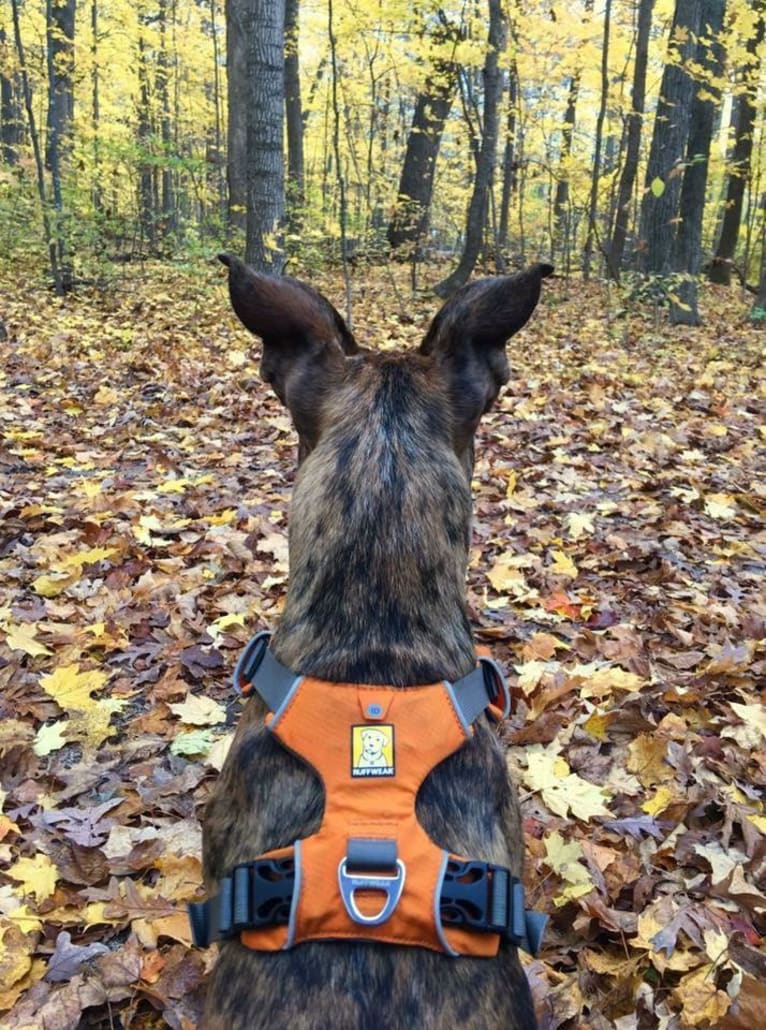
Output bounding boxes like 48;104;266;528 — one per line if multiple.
169;694;227;727
33;721;69;756
521;746;611;820
7;854;59;902
39;665;109;710
2;622;52;657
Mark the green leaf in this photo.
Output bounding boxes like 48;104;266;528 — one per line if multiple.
650;177;665;198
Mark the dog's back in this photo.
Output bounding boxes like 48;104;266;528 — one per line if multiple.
201;256;552;1029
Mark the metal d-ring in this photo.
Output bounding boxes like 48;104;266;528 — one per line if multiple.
338;858;406;926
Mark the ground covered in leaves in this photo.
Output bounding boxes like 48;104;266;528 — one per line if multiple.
0;260;764;1030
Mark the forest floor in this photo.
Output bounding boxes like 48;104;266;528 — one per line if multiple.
0;259;764;1030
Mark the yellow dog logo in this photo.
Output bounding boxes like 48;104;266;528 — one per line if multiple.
351;725;395;777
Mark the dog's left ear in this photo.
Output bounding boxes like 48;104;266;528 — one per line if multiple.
219;253;358;458
420;263;553;456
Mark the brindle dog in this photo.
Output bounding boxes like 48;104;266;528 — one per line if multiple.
201;254;553;1029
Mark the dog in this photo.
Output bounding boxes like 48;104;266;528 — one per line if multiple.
199;253;553;1029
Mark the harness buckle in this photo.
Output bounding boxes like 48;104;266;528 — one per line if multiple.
232;630;272;695
440;858;518;937
478;656;511;719
338;852;406;927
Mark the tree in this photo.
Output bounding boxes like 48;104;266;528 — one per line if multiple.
225;0;250;234
669;0;726;324
638;0;702;276
387;17;460;253
434;0;505;297
709;0;765;286
46;0;76;288
607;0;654;279
243;0;285;271
582;0;612;279
1;26;23;164
284;0;304;223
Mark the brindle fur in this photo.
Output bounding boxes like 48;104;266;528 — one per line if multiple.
202;255;553;1029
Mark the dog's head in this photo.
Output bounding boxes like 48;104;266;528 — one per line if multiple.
219;253;552;479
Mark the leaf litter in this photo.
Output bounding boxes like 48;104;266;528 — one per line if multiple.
0;262;763;1028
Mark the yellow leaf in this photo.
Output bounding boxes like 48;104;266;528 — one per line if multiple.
210;613;246;631
505;469;517;497
206;733;233;771
33;721;69;756
169;695;226;727
674;963;732;1026
544;831;591;886
565;512;595;540
93;385;119;404
522;747;610;820
513;659;557;695
32;570;79;597
207;509;238;526
58;546;118;570
5;903;43;935
8;854;58;902
627;734;671;787
704;494;737;520
39;665;109;711
67;698;125;748
487;559;527;594
0;924;34;996
583;710;611;741
2;623;52;657
549;549;578;578
642;784;676;816
133;911;193;948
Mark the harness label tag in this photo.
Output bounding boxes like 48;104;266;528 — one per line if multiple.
351;724;395;777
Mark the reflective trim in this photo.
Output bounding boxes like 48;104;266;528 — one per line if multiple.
434;850;459;957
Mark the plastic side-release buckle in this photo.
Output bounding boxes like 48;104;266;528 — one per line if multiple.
439;857;546;956
478;656;511;720
188;853;294;947
232;630;272;695
338;838;406;927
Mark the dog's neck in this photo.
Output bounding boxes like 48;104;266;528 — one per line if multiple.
271;361;477;687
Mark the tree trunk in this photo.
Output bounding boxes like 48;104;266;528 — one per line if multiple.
552;73;579;262
709;0;764;285
607;0;654;280
497;61;518;252
583;0;612;279
137;30;156;252
11;0;63;293
669;0;726;325
225;0;251;234
158;0;176;237
46;0;75;289
638;0;702;276
244;0;285;272
46;0;75;169
434;0;505;297
1;27;23;165
387;38;459;253
284;0;304;222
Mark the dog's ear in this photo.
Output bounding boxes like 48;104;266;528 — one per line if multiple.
420;263;553;460
219;253;358;458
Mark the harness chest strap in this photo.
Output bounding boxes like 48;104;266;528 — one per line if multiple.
189;633;546;957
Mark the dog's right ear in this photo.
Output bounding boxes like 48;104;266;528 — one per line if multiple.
219;253;358;458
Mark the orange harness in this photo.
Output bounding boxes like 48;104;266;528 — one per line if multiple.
189;634;546;958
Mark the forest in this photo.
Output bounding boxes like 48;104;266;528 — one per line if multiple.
0;0;764;1027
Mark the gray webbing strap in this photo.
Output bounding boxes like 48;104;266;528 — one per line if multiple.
234;634;510;726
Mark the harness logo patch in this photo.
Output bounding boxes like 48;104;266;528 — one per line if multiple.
351;724;395;777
